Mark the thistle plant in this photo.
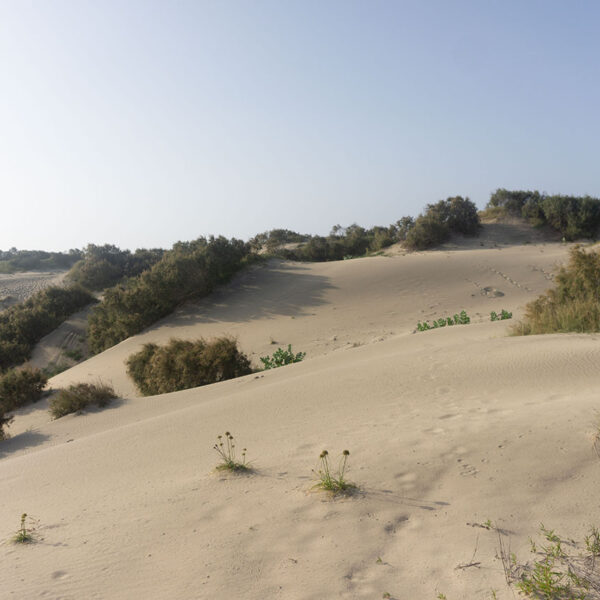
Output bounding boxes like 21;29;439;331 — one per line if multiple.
12;513;35;544
213;431;250;472
313;449;356;495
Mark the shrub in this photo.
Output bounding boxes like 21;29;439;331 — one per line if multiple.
87;237;251;353
513;246;600;335
126;337;253;396
67;244;164;291
490;309;512;321
260;344;306;369
0;285;96;370
49;381;117;419
0;367;48;412
404;214;450;250
485;189;600;239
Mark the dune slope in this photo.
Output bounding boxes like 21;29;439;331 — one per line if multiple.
2;241;598;599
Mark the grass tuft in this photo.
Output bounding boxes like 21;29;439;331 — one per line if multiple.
213;432;251;472
313;449;356;495
12;513;36;544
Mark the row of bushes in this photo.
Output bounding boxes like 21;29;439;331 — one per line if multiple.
0;249;83;274
67;244;165;291
486;189;600;240
87;236;251;353
0;286;96;370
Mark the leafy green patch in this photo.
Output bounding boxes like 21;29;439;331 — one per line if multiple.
260;344;306;369
417;311;470;332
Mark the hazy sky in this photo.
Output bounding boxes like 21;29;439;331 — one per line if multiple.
1;1;599;251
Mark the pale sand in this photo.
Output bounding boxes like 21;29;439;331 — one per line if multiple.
2;238;598;599
0;270;68;310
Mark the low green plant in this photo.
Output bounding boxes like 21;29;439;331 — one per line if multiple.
260;344;306;369
49;381;117;419
213;431;250;472
12;513;35;544
313;449;356;495
42;362;70;377
491;309;512;321
417;310;470;331
584;526;600;555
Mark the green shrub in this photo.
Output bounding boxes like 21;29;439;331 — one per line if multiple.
126;337;253;396
0;285;96;370
260;344;306;369
87;237;251;353
513;246;600;335
49;382;117;419
67;244;164;291
485;189;600;239
405;214;450;250
0;367;47;412
405;197;479;250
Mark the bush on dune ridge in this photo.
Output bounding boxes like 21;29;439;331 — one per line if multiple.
87;236;251;354
126;337;253;396
486;188;600;239
0;285;96;370
67;244;164;291
513;246;600;335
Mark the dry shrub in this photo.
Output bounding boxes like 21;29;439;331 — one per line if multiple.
49;381;117;419
126;337;253;396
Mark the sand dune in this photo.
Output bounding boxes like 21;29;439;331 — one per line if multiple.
2;239;598;599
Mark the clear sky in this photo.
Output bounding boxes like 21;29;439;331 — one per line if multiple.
1;0;599;251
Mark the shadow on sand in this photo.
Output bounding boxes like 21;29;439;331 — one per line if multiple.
0;429;51;459
161;259;336;328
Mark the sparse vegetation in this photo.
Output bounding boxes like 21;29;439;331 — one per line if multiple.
0;285;96;370
260;344;306;369
497;523;600;599
49;381;117;419
213;431;250;472
87;236;251;353
126;337;253;396
11;513;36;544
512;246;600;335
417;310;470;332
313;449;356;495
63;348;83;361
491;309;512;321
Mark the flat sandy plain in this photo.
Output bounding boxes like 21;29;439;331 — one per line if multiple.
2;229;599;599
